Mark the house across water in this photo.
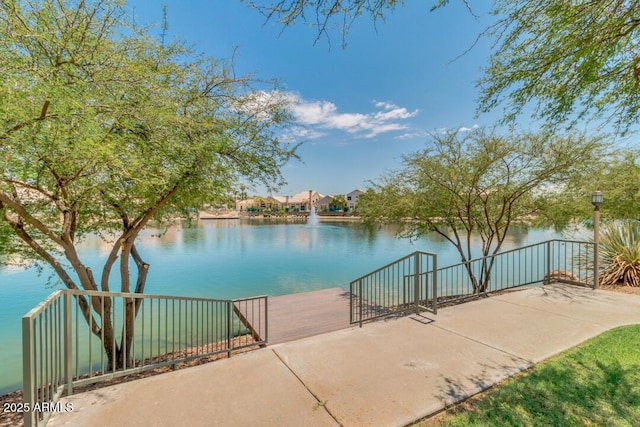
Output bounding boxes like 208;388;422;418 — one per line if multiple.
235;189;364;214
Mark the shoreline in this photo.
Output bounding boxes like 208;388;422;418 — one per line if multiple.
199;213;363;221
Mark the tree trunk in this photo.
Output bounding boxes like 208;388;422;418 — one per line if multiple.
103;244;150;371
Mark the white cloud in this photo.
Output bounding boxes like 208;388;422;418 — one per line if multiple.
285;94;419;139
235;90;289;121
396;130;430;140
291;126;326;140
244;91;478;142
396;124;480;140
457;124;480;132
436;124;480;135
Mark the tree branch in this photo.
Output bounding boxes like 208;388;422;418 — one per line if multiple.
0;101;57;143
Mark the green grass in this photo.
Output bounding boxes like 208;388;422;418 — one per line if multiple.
422;325;640;427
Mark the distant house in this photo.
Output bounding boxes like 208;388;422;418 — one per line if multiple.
235;196;280;212
261;196;282;211
236;198;255;211
317;195;334;212
237;190;358;213
346;189;364;211
270;195;289;209
285;190;323;212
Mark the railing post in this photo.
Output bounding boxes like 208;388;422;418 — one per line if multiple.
264;296;269;343
227;301;232;356
593;241;599;289
358;279;363;328
22;313;35;427
349;282;353;324
432;254;438;315
64;291;73;395
414;252;420;314
545;240;551;285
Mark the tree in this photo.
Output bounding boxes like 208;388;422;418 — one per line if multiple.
595;151;640;220
479;0;640;134
329;194;347;211
533;147;640;229
358;128;603;293
0;0;297;369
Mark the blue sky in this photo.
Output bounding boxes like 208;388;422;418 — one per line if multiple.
127;0;498;196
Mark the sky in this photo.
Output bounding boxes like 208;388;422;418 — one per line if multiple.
126;0;499;197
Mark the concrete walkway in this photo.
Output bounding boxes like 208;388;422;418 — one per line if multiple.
48;284;640;427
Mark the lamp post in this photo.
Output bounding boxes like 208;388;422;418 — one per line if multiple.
592;190;603;288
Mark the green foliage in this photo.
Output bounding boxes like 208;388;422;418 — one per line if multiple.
511;148;640;232
0;0;296;282
329;194;347;210
428;325;640;426
599;221;640;287
536;148;640;229
481;0;640;134
359;128;603;292
0;0;297;367
595;151;640;220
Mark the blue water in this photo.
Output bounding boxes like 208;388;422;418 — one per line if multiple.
0;219;558;393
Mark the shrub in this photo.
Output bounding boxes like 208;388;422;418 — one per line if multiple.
598;221;640;287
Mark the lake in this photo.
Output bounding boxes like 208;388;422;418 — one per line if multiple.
0;219;558;394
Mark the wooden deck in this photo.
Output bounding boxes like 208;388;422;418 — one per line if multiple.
267;288;353;345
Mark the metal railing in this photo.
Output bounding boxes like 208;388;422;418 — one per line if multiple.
437;239;594;304
349;239;594;325
350;251;438;326
22;290;267;427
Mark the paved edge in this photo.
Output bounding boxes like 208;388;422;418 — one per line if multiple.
47;284;640;427
48;349;340;427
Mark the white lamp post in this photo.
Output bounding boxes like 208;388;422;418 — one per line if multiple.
592;190;603;288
